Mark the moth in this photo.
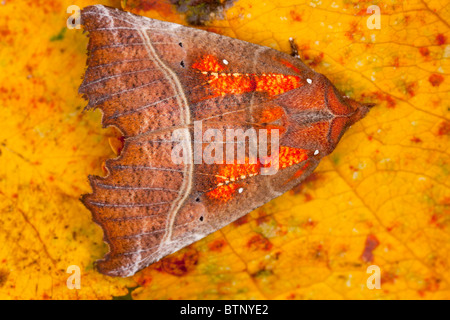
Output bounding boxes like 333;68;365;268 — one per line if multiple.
80;5;373;277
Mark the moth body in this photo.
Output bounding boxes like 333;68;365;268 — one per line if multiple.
80;5;372;277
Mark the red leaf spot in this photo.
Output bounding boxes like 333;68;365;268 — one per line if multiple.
410;136;422;143
385;95;396;108
406;82;417;97
256;215;270;226
289;10;302;21
247;234;273;251
345;21;361;41
355;8;366;16
308;52;324;68
430;213;439;226
134;271;153;287
233;215;248;226
0;29;11;37
437;121;450;136
404;14;411;25
436;33;446;45
392;56;400;68
302;218;317;229
428;74;444;87
208;239;226;252
419;47;430;57
381;271;398;285
418;277;441;297
136;0;174;16
441;197;450;205
361;234;380;263
386;222;401;232
161;248;199;277
313;243;327;260
371;92;396;108
430;198;450;229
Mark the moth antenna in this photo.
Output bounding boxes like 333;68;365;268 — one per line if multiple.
289;37;300;59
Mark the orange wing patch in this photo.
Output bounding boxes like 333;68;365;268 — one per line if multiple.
193;55;303;97
206;147;309;201
206;183;240;201
192;54;226;72
277;146;308;169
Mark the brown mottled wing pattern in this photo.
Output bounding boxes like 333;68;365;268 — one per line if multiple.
80;5;368;277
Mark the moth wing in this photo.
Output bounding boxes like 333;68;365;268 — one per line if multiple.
79;5;316;136
80;5;322;277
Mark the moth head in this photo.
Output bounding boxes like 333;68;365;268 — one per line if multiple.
325;81;374;127
276;73;374;155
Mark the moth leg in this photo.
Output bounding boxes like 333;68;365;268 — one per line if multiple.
289;37;301;59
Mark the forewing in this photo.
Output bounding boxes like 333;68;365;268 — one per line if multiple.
80;5;323;277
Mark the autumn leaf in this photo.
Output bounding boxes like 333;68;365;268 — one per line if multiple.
0;0;449;299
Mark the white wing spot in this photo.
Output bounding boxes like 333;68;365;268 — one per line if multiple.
314;150;319;155
223;59;229;65
307;78;313;84
238;188;244;193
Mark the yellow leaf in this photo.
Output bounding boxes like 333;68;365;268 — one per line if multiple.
1;0;449;299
